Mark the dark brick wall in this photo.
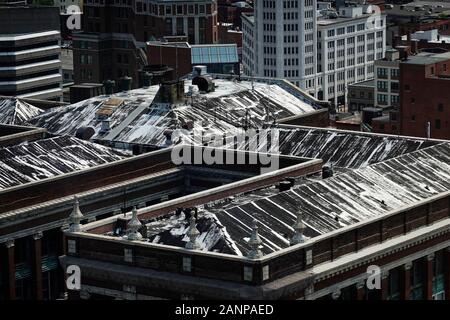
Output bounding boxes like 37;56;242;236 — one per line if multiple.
400;60;450;139
0;7;60;34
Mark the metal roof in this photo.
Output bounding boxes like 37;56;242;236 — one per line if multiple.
132;142;450;256
0;98;44;125
0;135;127;190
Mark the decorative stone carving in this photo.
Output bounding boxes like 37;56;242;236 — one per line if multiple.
127;207;142;241
186;214;200;250
33;232;43;241
290;211;307;245
247;219;263;259
5;239;14;248
69;196;84;232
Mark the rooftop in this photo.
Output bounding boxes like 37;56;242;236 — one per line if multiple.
233;126;441;171
27;78;323;149
403;51;450;65
0;98;44;125
0;135;127;190
349;79;375;88
113;142;450;256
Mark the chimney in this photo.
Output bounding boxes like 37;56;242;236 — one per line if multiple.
394;35;403;48
278;181;292;192
157;80;185;104
322;165;334;179
397;46;409;61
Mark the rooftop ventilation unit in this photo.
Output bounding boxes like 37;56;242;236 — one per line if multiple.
193;65;208;77
192;75;215;93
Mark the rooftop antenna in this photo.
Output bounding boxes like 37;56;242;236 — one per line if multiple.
426;121;431;139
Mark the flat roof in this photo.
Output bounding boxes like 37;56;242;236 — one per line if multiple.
349;79;375;88
403;51;450;65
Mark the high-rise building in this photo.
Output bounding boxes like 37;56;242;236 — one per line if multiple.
74;0;219;88
0;4;62;101
248;0;318;87
243;1;386;107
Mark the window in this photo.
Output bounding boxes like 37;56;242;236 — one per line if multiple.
410;260;424;300
432;251;445;300
391;69;400;78
436;119;441;130
387;268;400;300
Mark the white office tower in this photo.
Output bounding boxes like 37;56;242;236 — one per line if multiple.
243;1;386;108
246;0;317;90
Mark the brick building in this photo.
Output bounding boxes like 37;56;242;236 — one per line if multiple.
217;0;253;28
74;0;218;88
61;140;450;300
399;51;450;139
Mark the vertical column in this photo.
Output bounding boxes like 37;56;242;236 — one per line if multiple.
183;17;188;37
445;247;450;300
59;226;69;300
194;17;199;44
356;280;366;300
402;262;412;300
381;271;389;300
171;17;176;36
425;253;435;300
32;232;43;300
5;240;15;300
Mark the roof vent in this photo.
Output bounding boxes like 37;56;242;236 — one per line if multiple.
278;180;293;192
100;119;111;133
322;165;334;179
192;75;215;93
193;65;208;77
